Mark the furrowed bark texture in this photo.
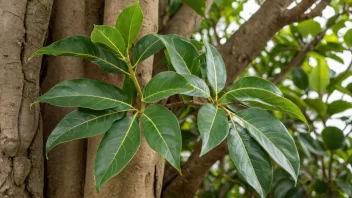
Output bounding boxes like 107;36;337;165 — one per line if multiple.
162;0;331;197
84;0;163;197
41;0;87;197
0;0;53;197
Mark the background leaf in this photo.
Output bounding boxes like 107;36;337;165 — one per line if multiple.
228;124;272;198
327;100;352;115
95;115;140;192
197;104;229;156
297;19;322;37
46;108;124;155
292;67;309;90
234;108;300;182
309;58;330;93
141;105;182;172
115;2;143;48
30;36;128;74
321;126;345;150
35;79;132;110
143;71;193;103
180;0;206;17
344;29;352;47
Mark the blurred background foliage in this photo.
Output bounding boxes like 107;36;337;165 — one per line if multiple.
165;0;352;197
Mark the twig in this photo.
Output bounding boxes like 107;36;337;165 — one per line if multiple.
328;151;334;192
320;156;328;180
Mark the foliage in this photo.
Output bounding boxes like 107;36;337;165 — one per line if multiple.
190;0;352;197
28;1;311;197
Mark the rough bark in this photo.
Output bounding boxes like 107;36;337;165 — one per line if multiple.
41;0;87;197
84;0;163;197
0;0;53;197
162;0;331;197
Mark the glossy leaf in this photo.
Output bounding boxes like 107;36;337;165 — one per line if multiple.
181;0;206;17
181;74;210;98
344;29;352;47
46;108;124;156
204;41;226;94
132;34;164;65
123;77;137;104
322;126;345;150
327;100;352;115
155;34;199;75
115;2;143;48
141;105;182;172
91;25;125;57
30;36;128;74
198;104;229;156
292;68;308;90
228;124;272;198
297;19;322;37
34;79;132;110
220;78;308;126
309;58;330;93
143;71;193;103
232;76;283;96
298;133;325;157
304;98;327;116
95;114;140;192
234;108;300;182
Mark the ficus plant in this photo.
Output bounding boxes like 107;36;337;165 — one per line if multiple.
29;2;308;197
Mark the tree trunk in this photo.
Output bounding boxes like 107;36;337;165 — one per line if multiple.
0;0;53;197
84;0;163;197
41;0;87;197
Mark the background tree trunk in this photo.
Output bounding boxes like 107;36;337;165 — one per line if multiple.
0;0;53;197
84;0;163;197
41;0;87;197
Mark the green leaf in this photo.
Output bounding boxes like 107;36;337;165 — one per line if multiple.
292;68;308;90
232;76;283;96
344;29;352;47
29;36;128;74
181;74;210;98
327;100;352;115
141;105;182;172
309;58;330;93
115;2;143;48
336;179;352;196
297;19;322;37
220;77;308;126
154;34;199;75
46;108;124;156
143;71;193;103
304;98;327;116
95;114;140;192
204;41;226;94
228;124;272;198
181;0;206;17
313;179;328;194
234;108;300;182
321;126;345;150
298;133;325;157
123;77;137;104
132;34;164;65
197;104;229;156
34;79;132;110
91;25;125;57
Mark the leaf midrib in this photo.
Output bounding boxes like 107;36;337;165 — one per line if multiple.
37;94;133;109
230;119;264;197
143;87;192;101
95;27;124;58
